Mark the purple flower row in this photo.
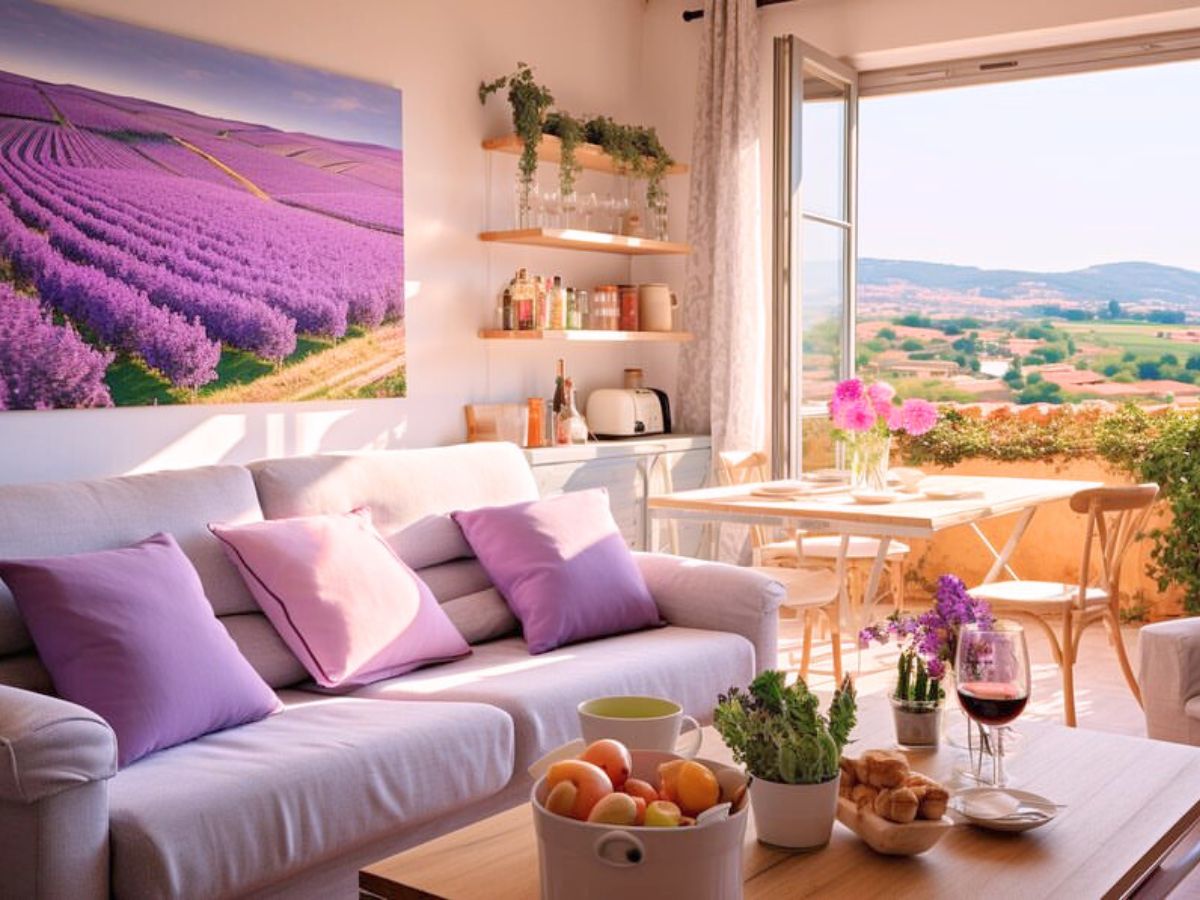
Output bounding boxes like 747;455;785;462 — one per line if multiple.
0;83;53;123
0;157;297;361
0;199;219;389
3;138;346;337
0;281;113;409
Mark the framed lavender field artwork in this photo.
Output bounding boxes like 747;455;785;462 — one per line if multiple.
0;0;404;410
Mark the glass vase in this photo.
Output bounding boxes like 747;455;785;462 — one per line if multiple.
514;176;537;229
846;432;891;493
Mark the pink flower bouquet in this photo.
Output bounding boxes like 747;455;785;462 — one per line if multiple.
828;379;939;492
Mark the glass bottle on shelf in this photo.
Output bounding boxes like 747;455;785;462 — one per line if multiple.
501;287;514;331
533;275;545;331
549;276;566;330
514;179;538;230
566;287;579;330
551;358;566;444
513;268;535;331
557;377;589;446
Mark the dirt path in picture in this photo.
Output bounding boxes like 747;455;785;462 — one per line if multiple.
198;322;405;403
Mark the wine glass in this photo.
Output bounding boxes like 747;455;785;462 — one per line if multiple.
954;620;1030;787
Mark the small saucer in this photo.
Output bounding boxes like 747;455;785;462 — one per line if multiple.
850;491;900;505
950;788;1059;833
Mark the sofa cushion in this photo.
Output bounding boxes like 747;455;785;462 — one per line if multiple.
247;444;539;571
0;465;264;658
342;627;754;770
452;489;661;653
0;533;281;767
418;558;518;644
108;691;515;900
212;509;470;689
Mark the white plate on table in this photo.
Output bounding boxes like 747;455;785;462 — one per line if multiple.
923;486;984;501
951;788;1060;833
850;490;900;505
805;469;850;484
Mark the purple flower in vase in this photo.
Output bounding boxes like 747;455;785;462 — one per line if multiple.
926;657;946;680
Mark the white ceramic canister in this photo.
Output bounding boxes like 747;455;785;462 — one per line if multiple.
532;750;749;900
637;283;679;332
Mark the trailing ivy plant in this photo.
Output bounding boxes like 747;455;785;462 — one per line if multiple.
543;110;584;198
583;115;674;212
1095;404;1200;614
478;63;554;197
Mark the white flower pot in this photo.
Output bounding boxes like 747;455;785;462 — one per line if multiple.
749;772;841;850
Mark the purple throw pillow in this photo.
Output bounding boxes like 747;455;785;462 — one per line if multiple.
452;489;661;653
0;533;281;768
210;508;471;689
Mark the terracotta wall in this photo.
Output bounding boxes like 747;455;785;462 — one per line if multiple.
902;457;1181;620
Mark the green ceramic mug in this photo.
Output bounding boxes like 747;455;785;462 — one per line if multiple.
577;695;702;757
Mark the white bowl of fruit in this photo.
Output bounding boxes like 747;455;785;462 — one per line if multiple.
531;739;751;900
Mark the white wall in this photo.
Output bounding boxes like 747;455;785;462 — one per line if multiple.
0;0;690;484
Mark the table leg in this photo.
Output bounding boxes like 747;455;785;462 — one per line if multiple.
860;537;893;634
978;507;1037;584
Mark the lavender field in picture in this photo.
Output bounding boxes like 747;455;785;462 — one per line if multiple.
0;0;404;409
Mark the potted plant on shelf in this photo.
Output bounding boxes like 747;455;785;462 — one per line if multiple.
860;575;993;748
714;670;856;850
829;379;939;494
478;63;554;229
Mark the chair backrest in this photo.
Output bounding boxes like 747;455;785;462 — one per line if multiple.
717;451;773;551
1071;483;1159;606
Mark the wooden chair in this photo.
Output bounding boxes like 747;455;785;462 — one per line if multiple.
716;451;910;611
968;484;1159;727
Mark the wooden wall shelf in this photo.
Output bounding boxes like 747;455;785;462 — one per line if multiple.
478;228;689;256
482;134;689;176
480;329;692;343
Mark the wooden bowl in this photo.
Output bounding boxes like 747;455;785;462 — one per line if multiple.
836;797;953;856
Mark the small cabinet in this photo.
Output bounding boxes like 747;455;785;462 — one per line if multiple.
532;457;645;549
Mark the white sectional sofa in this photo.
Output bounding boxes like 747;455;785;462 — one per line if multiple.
0;443;783;899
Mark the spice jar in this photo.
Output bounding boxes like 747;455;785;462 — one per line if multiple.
618;285;639;331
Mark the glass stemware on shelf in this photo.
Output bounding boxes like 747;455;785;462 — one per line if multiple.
954;620;1031;787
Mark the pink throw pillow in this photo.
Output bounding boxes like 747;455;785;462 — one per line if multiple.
210;509;469;689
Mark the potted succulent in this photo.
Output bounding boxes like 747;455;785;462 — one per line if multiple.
891;650;945;747
860;574;993;748
714;670;856;850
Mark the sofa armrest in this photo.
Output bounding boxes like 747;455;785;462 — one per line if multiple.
0;684;116;804
634;553;784;674
1139;619;1200;745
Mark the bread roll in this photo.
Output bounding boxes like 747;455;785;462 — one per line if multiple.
873;786;919;824
863;750;909;789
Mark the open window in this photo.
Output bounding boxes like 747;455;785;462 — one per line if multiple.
771;37;858;478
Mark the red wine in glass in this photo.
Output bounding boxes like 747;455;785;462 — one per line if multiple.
957;681;1028;727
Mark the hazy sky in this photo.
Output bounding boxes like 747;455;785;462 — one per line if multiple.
0;0;401;148
858;58;1200;273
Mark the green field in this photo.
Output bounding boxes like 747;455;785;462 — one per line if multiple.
1058;321;1194;356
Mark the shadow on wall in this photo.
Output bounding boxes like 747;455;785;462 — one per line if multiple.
0;400;409;486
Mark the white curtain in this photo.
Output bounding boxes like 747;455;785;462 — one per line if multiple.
678;0;764;557
678;0;764;459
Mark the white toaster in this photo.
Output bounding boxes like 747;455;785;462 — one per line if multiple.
585;388;666;438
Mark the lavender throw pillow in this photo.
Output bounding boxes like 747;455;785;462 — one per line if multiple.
210;508;471;689
452;489;661;653
0;533;281;768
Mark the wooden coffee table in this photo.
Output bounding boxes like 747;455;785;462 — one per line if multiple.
360;699;1200;899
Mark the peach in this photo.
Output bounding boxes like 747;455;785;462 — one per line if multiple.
580;739;632;789
623;778;659;806
546;759;613;820
587;792;638;825
657;759;688;803
631;795;647;825
545;780;578;818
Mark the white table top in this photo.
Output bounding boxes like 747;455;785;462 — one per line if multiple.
648;474;1103;538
